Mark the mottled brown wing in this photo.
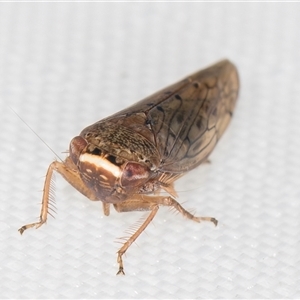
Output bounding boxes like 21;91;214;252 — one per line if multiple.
100;59;239;173
147;60;239;173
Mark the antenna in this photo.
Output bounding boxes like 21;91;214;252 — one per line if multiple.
9;106;64;162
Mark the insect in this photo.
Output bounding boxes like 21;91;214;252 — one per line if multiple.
19;59;239;275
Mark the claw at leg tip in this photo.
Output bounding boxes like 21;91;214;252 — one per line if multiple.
117;268;125;275
212;218;218;226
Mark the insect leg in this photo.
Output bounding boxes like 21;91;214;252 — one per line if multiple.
156;195;218;226
18;161;58;234
118;195;217;225
102;203;110;216
18;157;98;235
113;194;217;275
114;200;159;275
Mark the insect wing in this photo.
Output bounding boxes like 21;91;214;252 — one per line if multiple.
147;60;239;173
93;60;239;173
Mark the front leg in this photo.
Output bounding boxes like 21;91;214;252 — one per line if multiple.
113;195;217;275
18;157;98;234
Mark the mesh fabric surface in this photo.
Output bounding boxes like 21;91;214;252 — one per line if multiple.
0;3;299;299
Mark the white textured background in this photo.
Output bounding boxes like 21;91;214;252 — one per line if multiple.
1;2;300;299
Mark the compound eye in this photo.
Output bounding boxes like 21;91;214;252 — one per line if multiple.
69;136;88;165
121;162;151;188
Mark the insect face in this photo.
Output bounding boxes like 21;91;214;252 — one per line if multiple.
69;133;158;204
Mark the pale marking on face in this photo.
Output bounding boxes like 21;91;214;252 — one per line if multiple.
100;174;108;180
80;153;121;178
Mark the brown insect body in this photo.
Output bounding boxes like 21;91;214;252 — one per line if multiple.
19;59;239;275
